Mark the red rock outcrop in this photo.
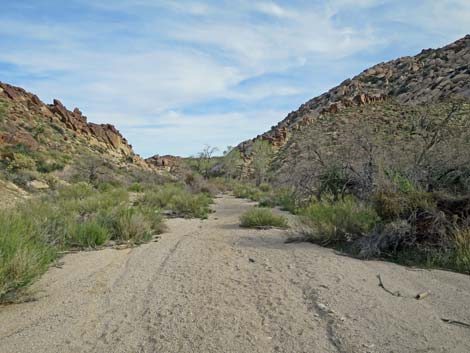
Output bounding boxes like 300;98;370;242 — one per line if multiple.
0;82;134;156
146;155;182;172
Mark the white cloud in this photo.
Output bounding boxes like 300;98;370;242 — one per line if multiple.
253;2;296;18
0;0;467;157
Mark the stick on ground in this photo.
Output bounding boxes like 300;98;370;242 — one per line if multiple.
377;274;401;297
441;318;470;329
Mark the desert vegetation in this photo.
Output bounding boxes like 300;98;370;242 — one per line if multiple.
213;100;470;274
271;100;470;272
239;207;288;229
0;180;213;303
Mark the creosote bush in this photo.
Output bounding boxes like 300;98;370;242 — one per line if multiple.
240;207;288;229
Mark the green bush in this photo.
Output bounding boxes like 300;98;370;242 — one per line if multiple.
137;207;165;234
171;193;212;219
300;196;380;245
57;182;94;200
0;183;161;303
453;227;470;273
232;183;263;201
274;188;298;213
0;211;56;302
69;221;109;248
6;153;36;171
258;195;277;208
259;183;271;192
36;160;65;173
128;183;145;192
109;207;153;243
372;190;435;221
239;207;288;228
139;184;212;219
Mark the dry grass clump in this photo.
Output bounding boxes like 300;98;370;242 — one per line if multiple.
240;207;288;229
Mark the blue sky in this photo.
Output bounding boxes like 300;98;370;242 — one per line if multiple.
0;0;469;157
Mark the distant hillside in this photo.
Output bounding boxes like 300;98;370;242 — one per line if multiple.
238;35;470;156
0;82;156;201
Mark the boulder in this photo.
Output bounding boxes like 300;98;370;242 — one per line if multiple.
28;180;50;190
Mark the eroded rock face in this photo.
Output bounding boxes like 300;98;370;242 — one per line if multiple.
238;35;470;154
146;155;181;172
0;82;138;158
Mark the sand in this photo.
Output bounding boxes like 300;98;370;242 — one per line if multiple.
1;195;469;352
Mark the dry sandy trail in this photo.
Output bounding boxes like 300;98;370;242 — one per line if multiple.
1;195;469;353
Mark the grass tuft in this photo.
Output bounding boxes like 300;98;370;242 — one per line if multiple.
300;196;380;245
453;227;470;273
240;207;288;229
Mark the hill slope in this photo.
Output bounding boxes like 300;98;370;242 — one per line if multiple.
238;35;470;154
0;82;155;198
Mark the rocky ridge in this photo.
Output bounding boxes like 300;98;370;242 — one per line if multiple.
0;82;149;169
146;154;182;172
238;35;470;154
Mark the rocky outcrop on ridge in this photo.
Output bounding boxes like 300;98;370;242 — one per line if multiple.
0;83;135;156
238;35;470;154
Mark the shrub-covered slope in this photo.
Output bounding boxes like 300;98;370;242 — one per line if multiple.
238;35;470;156
0;82;156;196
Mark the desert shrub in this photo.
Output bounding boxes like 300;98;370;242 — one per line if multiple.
0;98;8;121
207;177;232;193
318;165;353;200
239;207;288;228
258;195;277;208
6;153;36;171
353;220;412;258
96;180;123;192
259;183;271;192
137;207;165;234
108;207;153;243
57;182;94;200
274;187;298;213
232;183;262;201
0;210;56;302
0;182;165;303
300;196;380;245
171;192;212;219
128;182;145;192
9;169;39;188
36;160;66;173
69;221;109;248
139;183;212;219
453;227;470;273
140;184;182;208
185;173;216;195
433;167;470;194
372;190;435;221
44;175;59;189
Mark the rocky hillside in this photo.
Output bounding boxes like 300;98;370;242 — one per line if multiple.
238;35;470;155
146;154;182;172
0;82;154;198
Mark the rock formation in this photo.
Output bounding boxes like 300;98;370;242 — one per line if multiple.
146;155;182;172
238;35;470;154
0;83;134;156
0;82;151;170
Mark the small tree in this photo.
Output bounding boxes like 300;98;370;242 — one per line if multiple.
222;146;243;180
197;145;218;179
251;140;272;186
